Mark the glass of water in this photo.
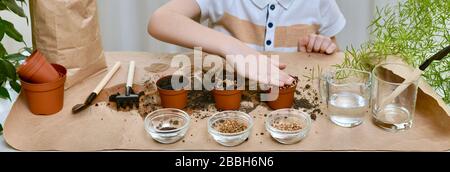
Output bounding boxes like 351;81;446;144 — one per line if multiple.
372;63;419;132
321;68;372;128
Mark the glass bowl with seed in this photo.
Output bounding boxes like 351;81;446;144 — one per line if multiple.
208;111;254;147
265;109;311;144
144;108;191;144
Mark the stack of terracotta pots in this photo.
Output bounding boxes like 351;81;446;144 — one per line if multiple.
17;50;67;115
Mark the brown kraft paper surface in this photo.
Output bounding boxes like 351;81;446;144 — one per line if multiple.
3;52;450;151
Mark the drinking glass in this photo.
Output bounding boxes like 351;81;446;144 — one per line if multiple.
321;68;372;127
371;63;419;132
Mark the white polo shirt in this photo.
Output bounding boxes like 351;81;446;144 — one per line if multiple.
196;0;346;52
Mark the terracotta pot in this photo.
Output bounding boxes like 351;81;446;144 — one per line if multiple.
156;76;189;109
266;84;297;110
17;50;60;83
20;64;67;115
213;89;242;110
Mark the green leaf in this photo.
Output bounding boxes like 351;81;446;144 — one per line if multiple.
3;0;26;18
4;52;26;61
0;24;4;41
0;73;6;84
9;80;20;93
24;47;33;54
0;123;3;135
0;44;6;57
0;19;24;42
0;86;11;100
0;2;7;10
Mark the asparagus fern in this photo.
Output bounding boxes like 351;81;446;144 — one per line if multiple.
337;0;450;104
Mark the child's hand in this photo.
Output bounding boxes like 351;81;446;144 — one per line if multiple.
298;34;337;55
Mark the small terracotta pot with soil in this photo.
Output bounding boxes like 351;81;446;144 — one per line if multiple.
17;50;60;83
212;71;242;110
20;64;67;115
157;75;189;109
213;79;242;110
213;90;242;110
266;77;299;110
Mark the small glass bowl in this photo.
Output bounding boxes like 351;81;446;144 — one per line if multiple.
208;111;254;147
265;109;312;144
144;108;191;144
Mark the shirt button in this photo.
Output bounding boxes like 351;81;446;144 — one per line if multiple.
270;4;276;10
268;22;274;28
266;40;272;46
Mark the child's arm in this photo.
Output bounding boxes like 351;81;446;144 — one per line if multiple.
298;34;339;54
148;0;294;86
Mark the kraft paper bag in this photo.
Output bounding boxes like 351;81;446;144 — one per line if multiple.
30;0;107;89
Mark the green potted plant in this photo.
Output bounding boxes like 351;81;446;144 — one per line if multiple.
0;0;30;134
337;0;449;105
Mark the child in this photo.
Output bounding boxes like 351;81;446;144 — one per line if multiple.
148;0;346;86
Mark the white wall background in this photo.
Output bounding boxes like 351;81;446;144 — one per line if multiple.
97;0;185;53
336;0;391;50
